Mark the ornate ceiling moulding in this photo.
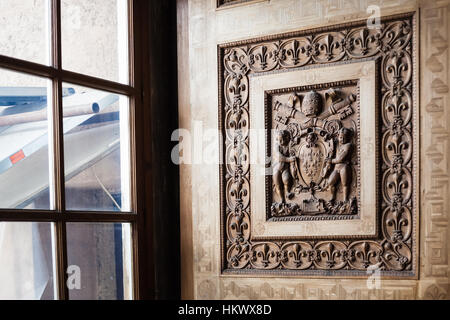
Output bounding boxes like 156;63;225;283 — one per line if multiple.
218;12;418;277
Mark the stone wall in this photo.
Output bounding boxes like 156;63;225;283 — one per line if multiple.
177;0;450;300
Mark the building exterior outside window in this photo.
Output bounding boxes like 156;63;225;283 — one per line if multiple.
0;0;139;300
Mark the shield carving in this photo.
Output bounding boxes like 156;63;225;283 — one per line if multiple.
298;138;326;186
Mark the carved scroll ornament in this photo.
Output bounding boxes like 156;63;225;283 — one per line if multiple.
219;13;416;276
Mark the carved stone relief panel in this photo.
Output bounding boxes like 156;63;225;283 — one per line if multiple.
267;81;360;219
219;13;417;277
249;60;377;240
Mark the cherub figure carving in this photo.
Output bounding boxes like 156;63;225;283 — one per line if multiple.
273;130;297;203
324;127;353;202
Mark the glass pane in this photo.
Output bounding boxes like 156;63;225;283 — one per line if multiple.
66;223;133;300
0;68;54;209
0;0;50;65
63;83;131;212
0;222;56;300
61;0;129;83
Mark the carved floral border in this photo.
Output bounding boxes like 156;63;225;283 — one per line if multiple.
218;13;417;277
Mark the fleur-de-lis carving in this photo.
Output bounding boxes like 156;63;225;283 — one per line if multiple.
386;208;408;241
317;243;342;268
355;242;379;268
283;243;308;267
229;242;250;268
353;29;377;55
252;243;277;267
228;105;246;130
249;45;275;70
317;34;341;61
424;285;447;300
227;73;248;131
386;94;409;141
231;132;246;166
229;74;246;105
386;93;409;118
386;52;408;84
380;21;410;53
226;49;248;74
386;136;408;158
230;214;248;243
286;40;303;64
229;170;247;210
387;172;408;205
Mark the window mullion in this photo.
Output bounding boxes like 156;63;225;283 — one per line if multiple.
53;79;68;300
50;0;69;301
128;0;141;300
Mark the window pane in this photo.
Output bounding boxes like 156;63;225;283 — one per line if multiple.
66;223;133;300
0;222;56;300
63;84;131;212
61;0;129;84
0;0;50;65
0;69;54;209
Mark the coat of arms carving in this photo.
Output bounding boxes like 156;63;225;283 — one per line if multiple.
267;81;360;219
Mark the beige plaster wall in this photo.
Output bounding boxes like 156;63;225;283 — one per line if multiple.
177;0;450;299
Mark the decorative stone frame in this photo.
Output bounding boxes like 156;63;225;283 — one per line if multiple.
219;12;418;277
